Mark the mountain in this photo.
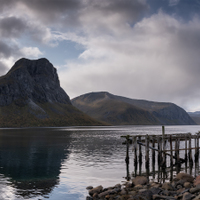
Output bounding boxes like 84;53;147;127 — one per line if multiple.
188;111;200;125
72;92;196;125
0;58;103;127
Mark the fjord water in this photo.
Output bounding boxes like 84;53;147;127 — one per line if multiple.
0;126;200;200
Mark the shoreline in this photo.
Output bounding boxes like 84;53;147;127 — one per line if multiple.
86;172;200;200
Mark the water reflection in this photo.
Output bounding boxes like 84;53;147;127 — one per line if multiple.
0;128;71;199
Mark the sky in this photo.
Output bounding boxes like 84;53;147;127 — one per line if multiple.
0;0;200;112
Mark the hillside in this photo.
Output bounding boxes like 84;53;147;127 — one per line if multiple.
0;58;103;127
188;111;200;125
72;92;196;125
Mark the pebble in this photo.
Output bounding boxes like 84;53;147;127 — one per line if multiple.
86;173;200;200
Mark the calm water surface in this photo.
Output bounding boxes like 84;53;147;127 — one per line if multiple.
0;125;200;200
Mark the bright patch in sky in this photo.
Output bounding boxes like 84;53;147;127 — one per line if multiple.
0;0;200;111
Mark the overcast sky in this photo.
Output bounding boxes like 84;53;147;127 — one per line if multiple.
1;0;200;111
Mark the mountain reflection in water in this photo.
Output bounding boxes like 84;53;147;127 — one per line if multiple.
0;128;71;199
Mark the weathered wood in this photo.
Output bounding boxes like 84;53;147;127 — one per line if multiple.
188;133;193;166
152;136;156;167
133;136;138;171
197;133;199;160
177;138;180;164
162;136;166;169
145;135;149;170
122;129;200;179
194;134;199;163
157;136;161;165
170;135;173;167
125;135;130;164
159;137;163;166
185;134;188;162
175;138;178;163
137;141;185;162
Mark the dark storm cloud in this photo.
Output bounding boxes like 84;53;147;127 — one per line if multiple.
0;0;148;26
20;0;82;25
86;0;148;23
0;61;8;74
0;41;13;57
0;41;21;58
0;17;28;38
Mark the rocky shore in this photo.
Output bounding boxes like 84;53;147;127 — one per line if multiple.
86;173;200;200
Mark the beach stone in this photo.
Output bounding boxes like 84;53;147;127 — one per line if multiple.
98;190;111;198
115;184;121;188
153;194;176;199
93;193;98;198
149;187;162;195
129;191;136;196
86;186;93;190
182;192;194;200
184;182;192;188
177;184;183;189
162;182;174;191
132;190;153;200
86;196;93;200
120;189;127;195
176;173;194;183
89;185;103;196
177;188;186;194
126;182;133;188
132;176;148;186
134;184;143;190
194;175;200;186
176;179;187;187
138;189;147;193
150;182;161;188
193;193;200;200
190;184;200;194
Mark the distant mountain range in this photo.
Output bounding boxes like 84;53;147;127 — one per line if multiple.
0;58;103;127
72;92;196;125
0;58;197;127
188;111;200;125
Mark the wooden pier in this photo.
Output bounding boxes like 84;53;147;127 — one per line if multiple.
121;126;200;181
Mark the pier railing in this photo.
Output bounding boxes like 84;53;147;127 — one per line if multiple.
121;126;200;182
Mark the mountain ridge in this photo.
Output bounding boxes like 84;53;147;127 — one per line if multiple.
0;58;104;127
72;91;196;125
188;111;200;125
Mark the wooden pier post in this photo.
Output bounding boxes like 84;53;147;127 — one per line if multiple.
152;136;156;168
188;133;193;167
185;134;188;162
175;138;178;163
197;133;199;161
157;136;161;166
170;135;173;167
145;135;149;170
195;134;199;163
133;136;138;173
162;136;166;169
125;135;130;164
185;134;188;172
177;138;180;164
138;136;142;175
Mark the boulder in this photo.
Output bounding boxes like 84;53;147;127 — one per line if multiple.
194;175;200;186
132;176;148;186
182;192;195;200
176;173;194;183
89;185;103;196
162;182;174;191
190;184;200;194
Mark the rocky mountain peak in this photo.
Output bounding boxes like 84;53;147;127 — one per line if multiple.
0;58;71;106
